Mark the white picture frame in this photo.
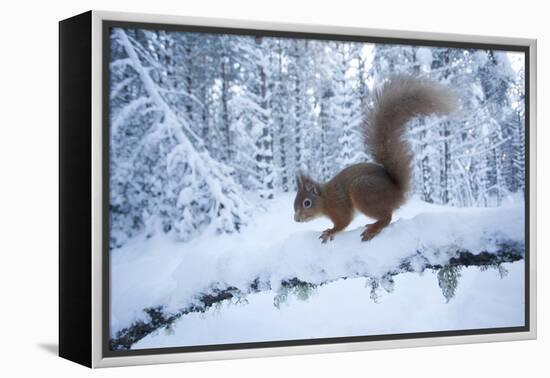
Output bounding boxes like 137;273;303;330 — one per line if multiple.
59;10;537;368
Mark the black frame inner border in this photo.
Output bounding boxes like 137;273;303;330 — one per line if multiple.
102;19;531;359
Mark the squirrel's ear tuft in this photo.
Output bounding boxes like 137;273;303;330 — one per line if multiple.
298;172;319;196
307;181;320;196
296;172;305;189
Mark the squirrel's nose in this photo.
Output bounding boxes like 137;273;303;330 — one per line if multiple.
294;213;300;222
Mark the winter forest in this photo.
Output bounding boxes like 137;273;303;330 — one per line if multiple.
109;27;525;248
108;26;526;350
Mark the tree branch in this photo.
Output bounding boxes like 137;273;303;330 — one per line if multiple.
109;242;523;351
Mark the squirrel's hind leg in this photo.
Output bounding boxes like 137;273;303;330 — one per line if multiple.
361;215;391;241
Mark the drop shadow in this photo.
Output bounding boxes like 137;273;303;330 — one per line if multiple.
38;343;58;356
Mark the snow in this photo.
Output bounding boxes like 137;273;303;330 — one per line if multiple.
508;52;525;74
495;51;517;79
473;50;489;67
132;261;524;349
113;29;251;245
110;193;525;338
416;47;433;71
109;28;526;249
107;27;527;350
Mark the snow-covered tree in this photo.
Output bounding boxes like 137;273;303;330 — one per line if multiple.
109;29;250;247
333;43;365;168
369;44;525;207
109;27;526;249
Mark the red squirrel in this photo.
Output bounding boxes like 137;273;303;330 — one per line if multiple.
293;75;457;243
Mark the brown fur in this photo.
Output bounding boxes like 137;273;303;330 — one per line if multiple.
364;75;458;192
294;75;457;243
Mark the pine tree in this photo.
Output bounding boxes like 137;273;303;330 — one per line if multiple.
109;28;250;247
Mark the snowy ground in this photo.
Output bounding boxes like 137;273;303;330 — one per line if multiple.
110;193;525;347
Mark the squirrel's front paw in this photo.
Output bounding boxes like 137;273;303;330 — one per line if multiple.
361;229;375;242
319;229;335;243
361;226;379;242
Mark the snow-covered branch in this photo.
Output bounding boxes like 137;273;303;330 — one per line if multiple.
110;203;524;350
112;28;251;241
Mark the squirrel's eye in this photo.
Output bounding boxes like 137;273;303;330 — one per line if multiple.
303;199;312;208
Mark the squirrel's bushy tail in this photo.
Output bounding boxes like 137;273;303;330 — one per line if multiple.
363;75;457;193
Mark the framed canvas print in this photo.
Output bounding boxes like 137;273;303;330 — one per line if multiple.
59;10;537;368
